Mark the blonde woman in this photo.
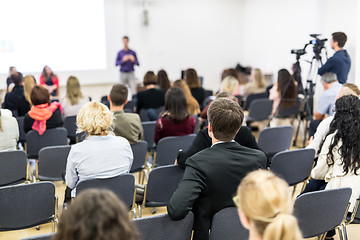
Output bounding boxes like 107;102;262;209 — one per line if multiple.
173;79;200;116
65;102;133;197
220;76;240;95
61;76;89;118
244;68;267;98
234;170;303;240
17;75;36;116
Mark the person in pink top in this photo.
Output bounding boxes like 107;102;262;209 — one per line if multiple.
40;65;59;97
154;87;196;144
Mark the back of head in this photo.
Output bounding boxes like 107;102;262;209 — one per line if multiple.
340;83;360;97
332;32;347;48
165;87;188;122
321;72;337;84
10;72;24;86
143;71;157;86
236;170;302;240
253;68;266;88
30;85;50;106
220;76;239;94
77;102;112;136
173;79;200;115
277;69;297;108
24;75;36;105
157;70;171;92
207;98;243;142
110;84;128;106
66;76;83;105
185;68;201;88
53;189;139;240
221;68;239;81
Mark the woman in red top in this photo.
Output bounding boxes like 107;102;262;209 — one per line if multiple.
40;65;59;97
154;87;196;144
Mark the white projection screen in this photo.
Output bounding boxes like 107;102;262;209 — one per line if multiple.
0;0;107;74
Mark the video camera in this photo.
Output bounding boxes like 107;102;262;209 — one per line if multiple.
309;34;327;57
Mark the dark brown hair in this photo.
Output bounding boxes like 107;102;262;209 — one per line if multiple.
42;65;55;79
143;71;157;86
53;189;139;240
10;72;24;86
185;68;201;88
332;32;347;48
157;70;171;92
30;85;50;106
207;98;244;141
110;84;128;106
277;69;297;109
165;87;188;122
221;68;239;82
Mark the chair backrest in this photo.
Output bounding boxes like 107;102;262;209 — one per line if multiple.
257;126;294;155
210;207;249;240
20;233;55;240
124;100;136;112
139;107;164;122
130;141;148;173
276;98;302;119
270;148;315;186
245;92;268;110
134;212;194;240
26;127;68;158
38;145;72;181
63;116;77;141
155;134;196;167
293;188;352;238
145;165;184;207
0;182;56;231
76;174;135;209
194;115;200;133
0;150;27;186
247;99;273;122
142;121;156;151
16;116;26;143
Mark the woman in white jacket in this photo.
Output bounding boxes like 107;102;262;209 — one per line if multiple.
0;107;19;151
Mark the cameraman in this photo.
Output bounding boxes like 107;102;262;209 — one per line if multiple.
318;32;351;84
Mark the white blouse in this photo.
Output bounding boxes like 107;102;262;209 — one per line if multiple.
61;97;89;118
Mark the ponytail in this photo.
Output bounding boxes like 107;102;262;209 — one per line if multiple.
263;213;303;240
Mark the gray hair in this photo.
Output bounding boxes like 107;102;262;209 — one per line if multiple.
321;72;337;84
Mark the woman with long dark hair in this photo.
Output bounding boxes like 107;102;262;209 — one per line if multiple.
40;65;59;97
154;87;196;144
157;69;171;93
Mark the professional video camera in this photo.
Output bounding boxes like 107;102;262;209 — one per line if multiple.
309;34;327;58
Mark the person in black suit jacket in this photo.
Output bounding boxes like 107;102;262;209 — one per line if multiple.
167;98;267;240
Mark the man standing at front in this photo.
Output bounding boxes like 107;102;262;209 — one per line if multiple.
167;98;267;240
318;32;351;84
115;36;139;95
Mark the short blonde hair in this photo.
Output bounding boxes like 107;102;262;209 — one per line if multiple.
220;76;239;94
77;102;112;136
236;170;302;240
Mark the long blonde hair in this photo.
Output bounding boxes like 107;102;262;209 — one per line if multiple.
66;76;84;105
173;79;200;116
253;68;266;88
236;170;303;240
24;75;36;106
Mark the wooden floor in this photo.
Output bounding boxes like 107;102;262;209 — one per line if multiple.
2;125;360;239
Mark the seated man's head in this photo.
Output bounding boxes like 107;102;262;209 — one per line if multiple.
10;71;24;86
207;98;244;142
109;84;128;108
321;72;337;90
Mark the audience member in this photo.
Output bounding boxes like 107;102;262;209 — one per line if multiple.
173;79;200;116
17;75;36;116
65;102;133;197
0;102;19;152
54;189;139;240
221;68;239;82
185;68;205;107
136;71;165;114
235;170;302;240
23;85;62;134
220;76;240;95
168;98;267;240
157;69;171;93
243;68;266;98
6;66;16;92
307;83;360;156
154;87;196;144
3;72;24;114
40;65;59;97
61;76;89;118
308;72;342;137
199;92;234;126
109;84;143;144
304;95;360;238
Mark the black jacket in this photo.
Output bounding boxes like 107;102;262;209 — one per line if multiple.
24;108;63;133
168;142;267;240
4;86;24;111
136;88;165;113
